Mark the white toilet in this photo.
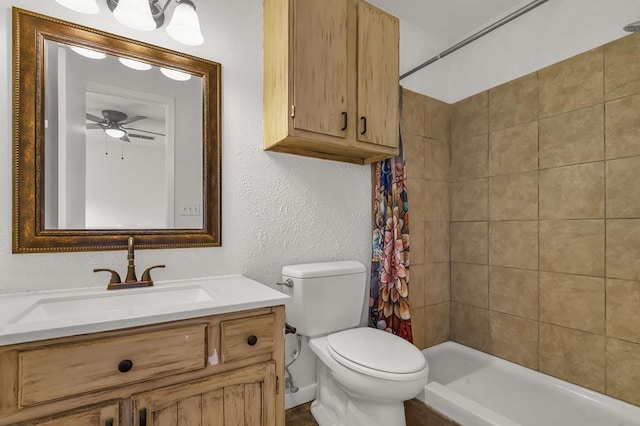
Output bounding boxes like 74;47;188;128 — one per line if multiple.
281;261;429;426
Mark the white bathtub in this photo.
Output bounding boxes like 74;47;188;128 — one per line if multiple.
418;341;640;426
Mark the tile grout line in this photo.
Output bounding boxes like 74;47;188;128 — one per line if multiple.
451;260;613;280
602;49;608;395
486;91;492;353
449;104;454;344
537;69;541;373
448;130;640;185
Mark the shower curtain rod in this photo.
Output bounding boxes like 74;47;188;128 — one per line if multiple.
400;0;550;80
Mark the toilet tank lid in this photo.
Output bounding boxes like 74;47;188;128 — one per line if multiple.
282;261;365;278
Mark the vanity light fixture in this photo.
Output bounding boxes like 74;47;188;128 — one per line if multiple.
55;0;100;14
111;0;156;31
165;0;204;46
119;57;153;70
107;0;204;45
70;46;107;60
56;0;205;46
160;67;192;81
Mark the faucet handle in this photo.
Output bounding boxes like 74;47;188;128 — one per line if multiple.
94;268;122;285
141;265;165;284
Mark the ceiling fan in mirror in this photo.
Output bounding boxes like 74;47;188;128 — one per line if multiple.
86;110;165;142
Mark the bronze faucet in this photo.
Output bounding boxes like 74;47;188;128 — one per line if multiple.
125;236;138;283
94;236;165;290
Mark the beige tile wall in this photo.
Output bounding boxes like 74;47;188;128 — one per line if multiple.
449;33;640;407
401;89;451;350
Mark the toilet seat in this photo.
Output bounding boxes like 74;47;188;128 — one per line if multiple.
326;327;428;381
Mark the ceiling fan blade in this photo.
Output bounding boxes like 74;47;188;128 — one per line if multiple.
128;133;155;140
120;135;131;143
86;113;105;123
86;123;104;130
122;127;165;136
120;115;147;125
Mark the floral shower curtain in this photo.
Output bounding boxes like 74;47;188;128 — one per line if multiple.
369;113;412;343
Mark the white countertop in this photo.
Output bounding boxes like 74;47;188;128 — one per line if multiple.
0;275;288;346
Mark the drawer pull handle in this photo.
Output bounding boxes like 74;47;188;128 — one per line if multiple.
139;408;147;426
247;335;258;346
118;359;134;373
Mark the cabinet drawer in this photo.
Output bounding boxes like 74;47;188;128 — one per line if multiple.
19;324;207;406
220;314;276;362
21;401;120;426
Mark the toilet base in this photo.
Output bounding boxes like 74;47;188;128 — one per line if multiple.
311;397;406;426
311;399;406;426
310;356;408;426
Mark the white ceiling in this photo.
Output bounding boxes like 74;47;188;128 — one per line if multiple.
368;0;534;49
365;0;640;102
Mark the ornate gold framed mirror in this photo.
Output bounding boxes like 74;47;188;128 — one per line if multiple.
13;8;221;253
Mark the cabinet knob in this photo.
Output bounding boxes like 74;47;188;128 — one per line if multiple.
118;359;134;373
247;335;258;346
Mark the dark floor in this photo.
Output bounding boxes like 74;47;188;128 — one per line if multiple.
285;399;459;426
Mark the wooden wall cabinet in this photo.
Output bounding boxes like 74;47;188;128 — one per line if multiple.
0;306;285;426
264;0;400;164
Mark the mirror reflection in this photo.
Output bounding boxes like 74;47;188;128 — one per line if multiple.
43;40;203;230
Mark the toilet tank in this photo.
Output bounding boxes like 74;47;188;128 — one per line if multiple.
280;261;366;337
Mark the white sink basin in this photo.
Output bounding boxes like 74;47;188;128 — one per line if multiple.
0;275;289;346
9;285;215;325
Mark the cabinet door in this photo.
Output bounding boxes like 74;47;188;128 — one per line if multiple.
356;1;399;147
25;402;119;426
132;363;276;426
293;0;348;138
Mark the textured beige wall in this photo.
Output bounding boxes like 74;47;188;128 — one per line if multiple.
449;33;640;407
401;89;451;350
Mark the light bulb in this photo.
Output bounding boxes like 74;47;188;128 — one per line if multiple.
113;0;156;31
166;1;204;46
119;57;153;71
105;128;126;138
56;0;99;14
160;67;192;81
70;46;107;60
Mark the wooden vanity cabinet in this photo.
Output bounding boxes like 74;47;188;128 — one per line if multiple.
0;306;285;426
263;0;400;164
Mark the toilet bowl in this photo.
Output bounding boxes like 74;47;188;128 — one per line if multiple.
280;261;429;426
309;327;429;426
